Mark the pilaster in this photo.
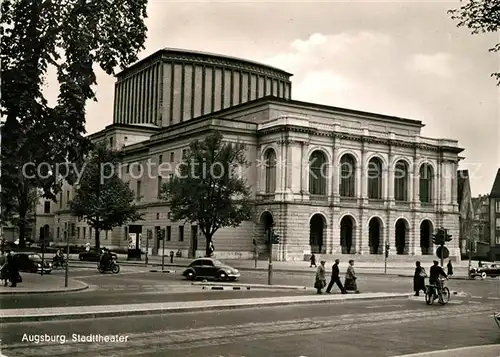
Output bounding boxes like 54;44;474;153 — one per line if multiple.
300;141;309;198
275;139;284;195
413;148;420;209
361;140;368;204
331;136;340;204
387;143;395;207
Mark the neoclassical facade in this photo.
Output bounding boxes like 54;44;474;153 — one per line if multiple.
31;48;464;261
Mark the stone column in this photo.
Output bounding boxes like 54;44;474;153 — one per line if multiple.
387;150;394;206
275;140;284;195
258;145;265;194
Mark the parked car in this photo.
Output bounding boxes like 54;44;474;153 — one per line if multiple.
469;263;500;279
13;252;52;274
78;248;117;262
182;258;240;281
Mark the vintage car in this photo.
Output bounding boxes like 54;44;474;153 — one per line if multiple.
78;248;117;262
13;252;52;274
182;258;240;281
469;263;500;279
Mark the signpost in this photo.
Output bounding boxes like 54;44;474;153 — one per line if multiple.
384;242;389;274
160;228;166;272
433;227;452;267
64;229;70;288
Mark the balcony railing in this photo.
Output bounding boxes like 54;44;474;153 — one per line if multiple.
310;194;328;201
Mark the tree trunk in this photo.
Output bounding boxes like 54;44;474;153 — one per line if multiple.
205;234;213;257
95;228;101;250
18;219;26;248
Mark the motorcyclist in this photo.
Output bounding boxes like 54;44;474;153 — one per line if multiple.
99;249;112;270
429;260;448;298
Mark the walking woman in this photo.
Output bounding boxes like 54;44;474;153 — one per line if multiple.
314;260;327;294
413;261;426;296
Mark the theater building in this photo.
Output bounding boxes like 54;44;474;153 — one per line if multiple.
35;48;464;261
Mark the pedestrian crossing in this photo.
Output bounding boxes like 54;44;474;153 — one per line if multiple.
1;303;496;356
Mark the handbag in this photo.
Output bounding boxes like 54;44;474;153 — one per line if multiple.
419;268;427;278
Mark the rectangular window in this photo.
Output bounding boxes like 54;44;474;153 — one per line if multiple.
71;223;75;237
159;154;163;164
44;201;51;213
126;164;129;174
89;228;93;239
496;201;500;213
77;227;80;239
497;235;500;245
179;226;184;241
83;227;86;239
109;137;114;148
496;218;500;229
59;192;63;208
182;149;187;159
124;226;128;240
166;226;171;241
170;152;174;162
57;227;60;239
66;191;70;207
136;180;141;200
157;176;162;199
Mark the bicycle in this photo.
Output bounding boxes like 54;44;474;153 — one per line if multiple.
425;277;450;305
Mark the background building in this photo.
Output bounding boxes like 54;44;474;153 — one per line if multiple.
33;48;464;261
487;169;500;260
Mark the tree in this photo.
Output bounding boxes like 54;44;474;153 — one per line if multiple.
449;0;500;84
69;143;143;249
1;0;148;201
161;131;253;257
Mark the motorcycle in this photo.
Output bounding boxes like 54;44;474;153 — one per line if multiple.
52;256;67;269
97;257;120;274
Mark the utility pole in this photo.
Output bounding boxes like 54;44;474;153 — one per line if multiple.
64;228;70;288
161;228;165;272
268;228;273;285
145;229;151;265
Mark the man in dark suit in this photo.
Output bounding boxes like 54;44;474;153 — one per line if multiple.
326;259;346;294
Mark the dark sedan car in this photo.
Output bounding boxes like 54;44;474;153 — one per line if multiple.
78;249;117;262
13;253;52;274
469;263;500;279
182;258;240;281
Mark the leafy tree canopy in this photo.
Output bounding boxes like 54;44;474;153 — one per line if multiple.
70;143;143;249
161;131;252;256
1;0;148;201
449;0;500;84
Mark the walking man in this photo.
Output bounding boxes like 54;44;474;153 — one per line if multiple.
326;259;347;294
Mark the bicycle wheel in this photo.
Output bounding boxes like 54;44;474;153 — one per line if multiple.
439;287;450;305
425;290;433;305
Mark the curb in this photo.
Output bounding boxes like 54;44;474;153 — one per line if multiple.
149;269;176;273
192;282;309;290
0;280;89;295
0;292;412;323
391;344;500;357
204;286;251;290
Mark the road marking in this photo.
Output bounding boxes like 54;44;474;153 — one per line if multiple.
471;296;483;299
365;304;404;309
487;297;499;300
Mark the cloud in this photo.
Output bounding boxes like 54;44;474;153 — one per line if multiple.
405;52;455;78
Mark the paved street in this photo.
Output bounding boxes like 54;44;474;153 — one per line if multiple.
1;297;498;356
1;264;498;309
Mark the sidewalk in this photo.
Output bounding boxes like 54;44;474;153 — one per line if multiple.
0;291;412;323
0;273;88;295
392;344;500;357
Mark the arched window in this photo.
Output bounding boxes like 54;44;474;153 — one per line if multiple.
309;151;327;195
368;157;383;199
419;163;433;203
264;149;276;193
394;160;409;201
339;154;356;197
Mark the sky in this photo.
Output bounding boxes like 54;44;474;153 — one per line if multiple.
46;0;500;196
